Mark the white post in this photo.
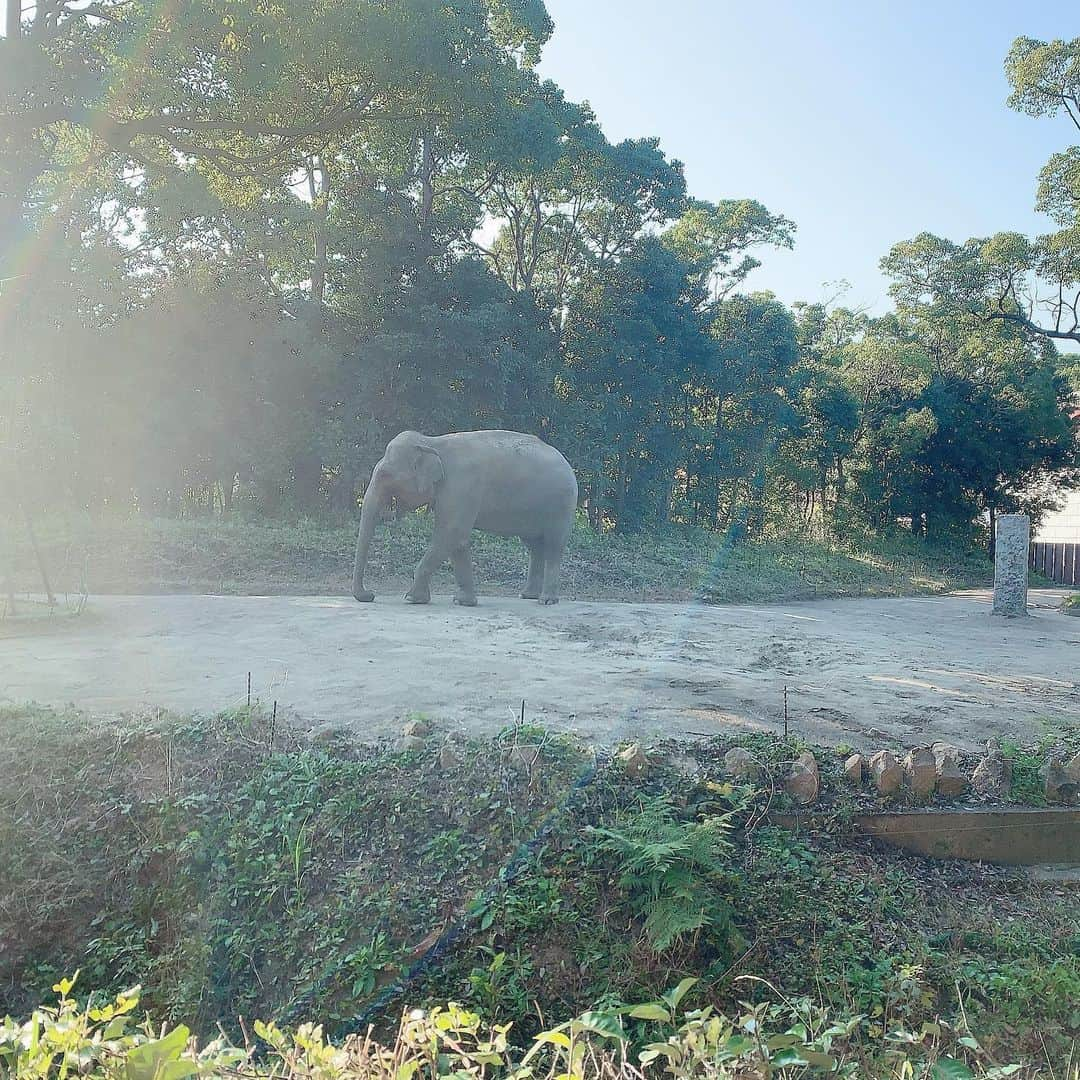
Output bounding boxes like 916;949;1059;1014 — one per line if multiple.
992;513;1030;617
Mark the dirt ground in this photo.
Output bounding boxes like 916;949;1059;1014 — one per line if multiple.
3;589;1078;749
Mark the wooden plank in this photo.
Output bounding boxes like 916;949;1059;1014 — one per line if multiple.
772;808;1080;866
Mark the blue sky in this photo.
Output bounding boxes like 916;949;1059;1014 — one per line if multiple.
538;0;1075;314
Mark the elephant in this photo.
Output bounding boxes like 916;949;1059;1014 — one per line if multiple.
352;429;578;606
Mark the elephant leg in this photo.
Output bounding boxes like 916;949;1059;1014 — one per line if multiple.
521;540;544;600
406;517;473;604
450;544;477;606
405;535;451;604
539;542;566;605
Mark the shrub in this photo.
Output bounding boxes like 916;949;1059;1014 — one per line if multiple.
587;796;741;952
0;976;1037;1080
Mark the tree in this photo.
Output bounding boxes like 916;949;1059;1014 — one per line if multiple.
839;252;1080;542
770;303;863;529
561;237;713;531
685;293;800;532
332;253;559;510
475;90;687;325
876;38;1080;348
1;0;564;517
662;198;795;302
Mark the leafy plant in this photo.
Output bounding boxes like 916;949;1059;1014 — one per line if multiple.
345;934;394;999
588;797;740;951
2;977;1033;1080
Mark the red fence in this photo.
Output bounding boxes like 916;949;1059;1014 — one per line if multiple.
1030;541;1080;586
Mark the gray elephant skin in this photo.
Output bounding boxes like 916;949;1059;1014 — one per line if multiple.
352;429;578;606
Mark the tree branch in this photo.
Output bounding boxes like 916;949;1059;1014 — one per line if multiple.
985;308;1080;343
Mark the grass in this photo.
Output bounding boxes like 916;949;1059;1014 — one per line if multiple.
5;512;993;603
0;706;1075;1075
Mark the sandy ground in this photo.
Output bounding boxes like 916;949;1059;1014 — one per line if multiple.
3;590;1078;750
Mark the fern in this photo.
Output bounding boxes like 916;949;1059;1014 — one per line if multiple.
589;797;739;951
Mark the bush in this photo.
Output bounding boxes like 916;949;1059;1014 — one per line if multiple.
1;976;1035;1080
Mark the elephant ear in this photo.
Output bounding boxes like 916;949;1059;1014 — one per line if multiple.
414;445;444;503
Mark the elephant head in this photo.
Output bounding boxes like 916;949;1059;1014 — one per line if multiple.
352;431;444;602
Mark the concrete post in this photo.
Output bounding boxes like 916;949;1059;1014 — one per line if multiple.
992;513;1030;617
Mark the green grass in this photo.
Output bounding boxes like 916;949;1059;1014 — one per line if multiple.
0;706;1075;1073
6;512;993;603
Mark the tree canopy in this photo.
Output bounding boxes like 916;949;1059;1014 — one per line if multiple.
1;7;1076;546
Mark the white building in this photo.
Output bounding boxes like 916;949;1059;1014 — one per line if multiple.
1034;488;1080;544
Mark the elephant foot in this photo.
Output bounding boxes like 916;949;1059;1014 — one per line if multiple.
453;594;478;607
404;589;431;605
538;595;560;605
354;589;375;603
520;590;541;600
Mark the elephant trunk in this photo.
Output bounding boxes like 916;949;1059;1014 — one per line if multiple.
352;468;386;602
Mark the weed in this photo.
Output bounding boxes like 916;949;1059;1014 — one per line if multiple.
345;934;394;999
996;727;1080;806
587;796;741;952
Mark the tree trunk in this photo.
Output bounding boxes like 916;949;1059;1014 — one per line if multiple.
329;464;359;518
420;132;435;232
307;155;330;307
292;454;322;513
22;499;55;605
5;0;19;40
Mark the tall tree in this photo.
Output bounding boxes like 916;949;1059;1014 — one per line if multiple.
879;38;1080;347
561;237;713;531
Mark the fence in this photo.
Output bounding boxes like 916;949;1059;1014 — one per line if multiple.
1029;541;1080;586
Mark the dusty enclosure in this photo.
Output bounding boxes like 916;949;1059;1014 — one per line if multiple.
2;589;1078;748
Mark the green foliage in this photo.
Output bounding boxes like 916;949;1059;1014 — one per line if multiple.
560;237;717;532
4;5;1076;551
663;198;796;301
997;723;1080;805
1;708;1077;1070
873;36;1080;353
784;284;1080;543
0;977;1036;1080
0;707;586;1031
588;797;740;951
998;740;1050;807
